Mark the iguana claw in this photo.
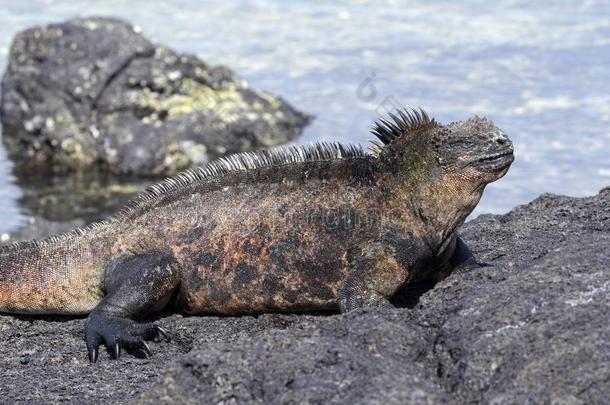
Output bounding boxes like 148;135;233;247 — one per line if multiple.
112;343;121;359
88;347;99;363
155;326;171;342
140;341;152;358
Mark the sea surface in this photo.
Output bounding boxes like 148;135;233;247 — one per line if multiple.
0;0;609;233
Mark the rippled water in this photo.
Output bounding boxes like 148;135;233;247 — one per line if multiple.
1;0;609;233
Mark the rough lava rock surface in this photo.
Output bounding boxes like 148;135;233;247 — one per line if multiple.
0;17;310;175
0;188;608;404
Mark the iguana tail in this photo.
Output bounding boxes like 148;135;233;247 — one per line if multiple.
0;235;106;315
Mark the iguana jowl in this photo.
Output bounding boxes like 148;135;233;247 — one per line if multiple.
0;108;514;362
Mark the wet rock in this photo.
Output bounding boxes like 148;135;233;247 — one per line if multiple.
0;17;310;175
0;188;608;403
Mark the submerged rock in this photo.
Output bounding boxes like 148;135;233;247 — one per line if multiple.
0;188;608;403
0;17;310;175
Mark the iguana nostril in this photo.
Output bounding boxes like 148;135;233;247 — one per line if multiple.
496;138;506;145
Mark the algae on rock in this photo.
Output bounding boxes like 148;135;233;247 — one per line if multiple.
0;17;310;175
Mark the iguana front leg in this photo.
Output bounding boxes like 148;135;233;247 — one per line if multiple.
338;242;409;312
85;252;181;362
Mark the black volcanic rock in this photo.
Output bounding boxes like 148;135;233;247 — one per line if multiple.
0;17;310;175
0;188;608;403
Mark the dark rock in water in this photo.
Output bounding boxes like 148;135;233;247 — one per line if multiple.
0;17;310;175
0;188;608;403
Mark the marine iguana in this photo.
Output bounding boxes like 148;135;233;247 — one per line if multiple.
0;108;514;362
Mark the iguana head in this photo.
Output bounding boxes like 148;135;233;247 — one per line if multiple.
372;108;513;192
433;115;514;186
372;108;514;231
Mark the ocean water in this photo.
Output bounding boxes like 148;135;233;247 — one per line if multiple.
0;0;609;233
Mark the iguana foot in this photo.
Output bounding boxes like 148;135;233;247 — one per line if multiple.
84;252;180;362
85;310;170;363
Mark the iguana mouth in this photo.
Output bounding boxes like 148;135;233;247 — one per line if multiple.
471;151;514;172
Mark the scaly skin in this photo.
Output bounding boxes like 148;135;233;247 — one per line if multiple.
0;108;514;362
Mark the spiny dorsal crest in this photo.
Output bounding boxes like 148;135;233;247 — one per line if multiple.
137;142;367;201
369;107;437;155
